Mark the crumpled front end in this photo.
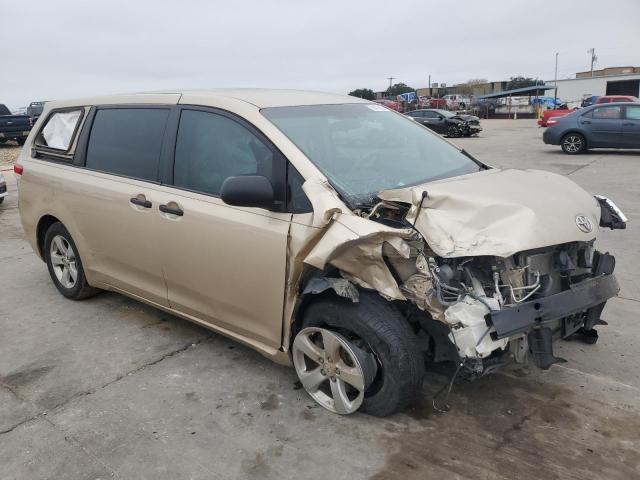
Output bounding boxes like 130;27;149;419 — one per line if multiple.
296;169;625;374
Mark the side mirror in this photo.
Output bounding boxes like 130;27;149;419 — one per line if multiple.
220;175;274;209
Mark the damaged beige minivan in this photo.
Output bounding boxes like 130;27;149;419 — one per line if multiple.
16;90;626;416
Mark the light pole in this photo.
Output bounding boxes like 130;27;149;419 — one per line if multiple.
554;52;559;107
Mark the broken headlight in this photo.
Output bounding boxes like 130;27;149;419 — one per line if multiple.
595;195;627;230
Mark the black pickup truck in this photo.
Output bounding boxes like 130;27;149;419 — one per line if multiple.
0;104;32;145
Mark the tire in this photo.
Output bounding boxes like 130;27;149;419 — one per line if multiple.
447;124;460;138
300;292;424;416
44;222;99;300
0;139;7;144
16;137;26;146
561;133;586;154
0;197;4;204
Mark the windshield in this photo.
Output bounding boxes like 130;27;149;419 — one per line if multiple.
262;104;480;207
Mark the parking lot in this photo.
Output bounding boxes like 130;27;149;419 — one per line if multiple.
1;119;639;479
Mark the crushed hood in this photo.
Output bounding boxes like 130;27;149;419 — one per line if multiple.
379;169;601;258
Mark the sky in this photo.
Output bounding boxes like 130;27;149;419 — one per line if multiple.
1;0;639;110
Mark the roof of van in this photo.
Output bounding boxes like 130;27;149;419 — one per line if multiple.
176;89;369;108
48;89;370;110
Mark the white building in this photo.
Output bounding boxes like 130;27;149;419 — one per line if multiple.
545;72;640;107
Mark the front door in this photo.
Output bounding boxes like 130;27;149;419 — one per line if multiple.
622;105;640;148
156;107;291;349
423;111;446;133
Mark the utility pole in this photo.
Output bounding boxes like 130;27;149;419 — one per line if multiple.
588;48;597;77
554;52;559;106
387;77;395;92
428;74;431;96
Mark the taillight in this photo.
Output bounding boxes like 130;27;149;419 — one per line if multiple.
14;164;23;175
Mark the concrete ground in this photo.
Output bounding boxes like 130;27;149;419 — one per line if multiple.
0;120;639;479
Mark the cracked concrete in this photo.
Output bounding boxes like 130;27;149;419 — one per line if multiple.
1;122;639;479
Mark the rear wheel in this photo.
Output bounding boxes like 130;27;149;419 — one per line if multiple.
293;292;424;416
44;222;100;300
561;133;586;154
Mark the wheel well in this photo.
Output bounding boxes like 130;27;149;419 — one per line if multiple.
36;215;60;259
561;130;588;146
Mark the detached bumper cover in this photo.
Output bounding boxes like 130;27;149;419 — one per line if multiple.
488;273;619;340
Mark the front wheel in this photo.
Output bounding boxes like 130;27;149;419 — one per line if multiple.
447;124;460;137
44;222;100;300
293;292;424;416
16;137;26;146
561;133;586;154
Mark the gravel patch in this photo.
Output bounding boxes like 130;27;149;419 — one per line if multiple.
0;144;22;169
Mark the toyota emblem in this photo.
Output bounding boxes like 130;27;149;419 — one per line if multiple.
575;215;593;233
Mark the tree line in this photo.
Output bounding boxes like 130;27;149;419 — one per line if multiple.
348;77;543;99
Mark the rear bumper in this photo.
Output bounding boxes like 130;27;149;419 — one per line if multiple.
542;128;559;144
488;273;619;340
0;131;30;139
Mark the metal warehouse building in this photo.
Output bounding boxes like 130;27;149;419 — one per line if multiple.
546;67;640;106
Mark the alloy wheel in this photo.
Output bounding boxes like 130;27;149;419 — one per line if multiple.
49;235;78;289
292;327;368;414
563;135;583;153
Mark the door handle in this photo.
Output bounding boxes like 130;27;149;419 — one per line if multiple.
130;197;152;208
580;120;591;124
623;122;634;126
159;204;184;216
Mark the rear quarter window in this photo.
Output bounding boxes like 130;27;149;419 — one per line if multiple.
85;108;170;182
35;109;84;152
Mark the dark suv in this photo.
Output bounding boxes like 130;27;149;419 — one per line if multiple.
543;102;640;154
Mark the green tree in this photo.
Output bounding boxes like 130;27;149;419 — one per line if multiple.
348;88;376;100
387;83;415;96
507;76;544;90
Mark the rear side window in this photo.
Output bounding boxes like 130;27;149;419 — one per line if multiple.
173;110;274;196
36;109;83;151
625;105;640;120
85;108;169;182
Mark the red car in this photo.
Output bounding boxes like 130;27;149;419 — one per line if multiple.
538;108;576;127
595;95;639;104
429;98;447;109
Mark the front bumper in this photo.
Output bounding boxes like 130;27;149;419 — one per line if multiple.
488;273;619;340
485;272;619;369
